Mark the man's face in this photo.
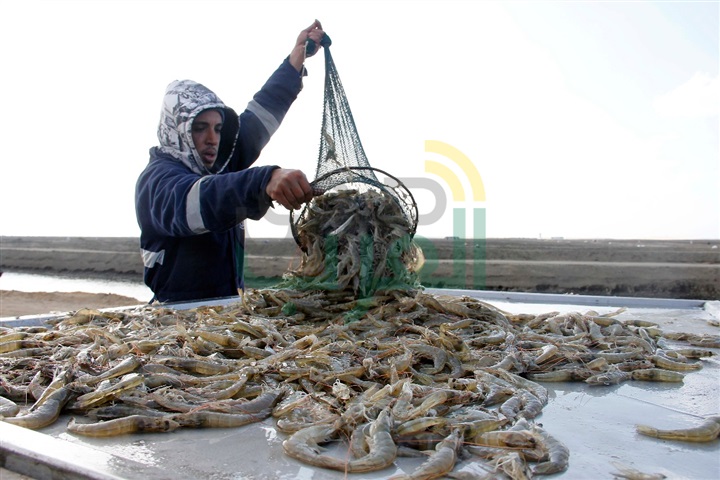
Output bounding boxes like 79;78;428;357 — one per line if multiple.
191;109;223;169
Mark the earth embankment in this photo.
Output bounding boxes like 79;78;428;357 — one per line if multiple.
1;236;718;300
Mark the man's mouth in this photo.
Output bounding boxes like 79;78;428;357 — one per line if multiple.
201;150;217;164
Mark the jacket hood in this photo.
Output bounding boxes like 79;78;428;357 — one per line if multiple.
156;80;240;175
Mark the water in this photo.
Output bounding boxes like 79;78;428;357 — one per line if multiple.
0;271;152;301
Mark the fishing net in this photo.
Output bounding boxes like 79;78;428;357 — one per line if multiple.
290;35;418;245
285;35;421;301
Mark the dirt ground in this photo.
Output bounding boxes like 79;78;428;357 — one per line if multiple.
0;290;144;318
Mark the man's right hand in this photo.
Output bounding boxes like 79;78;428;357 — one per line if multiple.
289;20;325;72
265;168;314;210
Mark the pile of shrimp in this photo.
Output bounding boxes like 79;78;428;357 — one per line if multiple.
284;188;423;298
1;288;718;479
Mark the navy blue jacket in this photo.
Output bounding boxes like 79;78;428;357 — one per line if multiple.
135;58;303;303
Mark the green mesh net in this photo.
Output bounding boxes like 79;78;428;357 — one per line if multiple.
285;35;421;304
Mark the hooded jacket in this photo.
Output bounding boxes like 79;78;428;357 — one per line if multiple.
135;58;303;303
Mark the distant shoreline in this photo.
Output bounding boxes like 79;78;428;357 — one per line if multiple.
1;236;718;300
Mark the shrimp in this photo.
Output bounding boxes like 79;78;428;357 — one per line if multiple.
347;407;397;472
273;391;310;418
3;386;72;429
0;331;30;344
636;416;720;442
586;357;609;370
187;374;253;401
587;315;622;328
0;380;30;403
499;394;522;420
29;368;70;409
149;388;202;413
526;370;574;382
531;425;569;475
67;415;180;437
172;408;272;428
396;416;448;436
479;384;514;409
70;373;144;410
518;391;544;420
534;344;559;365
91;404;168;420
282;423;346;471
469;331;507;347
202;391;282;414
0;395;20;417
630;368;684;383
0;347;52;359
0;339;45;354
349;422;371;458
157;357;230;375
492;451;531;480
396;432;446;453
687;335;720;349
81;355;142;387
650;354;702;372
390;428;462;480
456;418;508;438
585;369;631;386
669;348;714;359
408;344;448;375
622;319;657;328
433;297;474;319
610;462;667;480
475;430;537;449
27;371;48;404
392;380;415;421
404;391;448;420
192;330;241;348
488;369;549;405
595;349;644;364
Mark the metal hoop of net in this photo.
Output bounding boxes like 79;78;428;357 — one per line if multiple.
291;166;418;249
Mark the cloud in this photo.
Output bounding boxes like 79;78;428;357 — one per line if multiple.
653;72;719;118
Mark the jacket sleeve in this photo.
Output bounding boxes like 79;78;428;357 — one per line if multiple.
229;57;305;172
136;158;278;237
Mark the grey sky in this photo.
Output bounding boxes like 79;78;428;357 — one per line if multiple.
1;0;717;239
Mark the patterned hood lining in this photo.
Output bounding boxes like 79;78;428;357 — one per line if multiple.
157;80;239;175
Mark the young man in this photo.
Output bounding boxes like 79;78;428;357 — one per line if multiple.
135;21;324;303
